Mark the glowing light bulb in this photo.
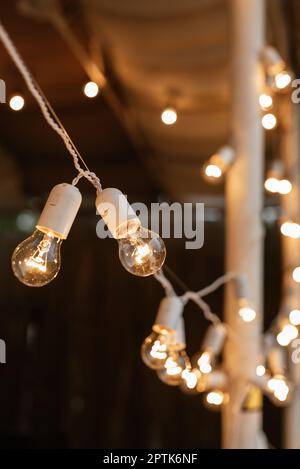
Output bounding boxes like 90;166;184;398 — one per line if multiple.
161;108;177;125
11;229;62;287
197;351;213;374
239;306;256;322
181;368;199;390
280;221;300;239
141;328;173;370
275;71;292;90
118;226;166;277
292;267;300;283
259;93;273;110
9;94;25;111
264;177;280;193
256;365;266;377
204;390;226;409
278;179;292;195
276;324;298;347
83;81;99;98
267;374;291;405
262;113;277;130
204;164;222;181
289;309;300;326
157;349;189;386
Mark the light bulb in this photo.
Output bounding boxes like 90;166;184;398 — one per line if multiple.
118;226;166;277
289;309;300;326
256;365;266;377
161;108;177;125
157;349;189;386
280;221;300;239
181;368;200;392
262;113;277;130
141;328;173;370
204;390;227;410
12;228;62;287
264;177;280;193
197;351;213;374
278;179;292;195
267;374;291;405
203;164;223;182
239;305;256;322
276;324;298;347
275;71;292;90
202;146;235;185
83;81;99;98
259;93;273;110
9;94;25;111
293;267;300;283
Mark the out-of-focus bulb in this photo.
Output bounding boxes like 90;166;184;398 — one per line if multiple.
262;113;277;130
161;108;177;125
264;177;280;193
276;324;298;347
259;93;273;110
256;365;266;377
280;221;300;239
239;305;256;322
289;309;300;326
292;267;300;283
267;374;291;404
202;146;235;185
9;94;25;111
278;179;292;195
181;368;199;390
197;351;213;374
157;349;189;386
141;329;173;370
203;164;222;181
83;81;99;98
204;390;226;409
275;71;292;90
118;226;166;276
12;229;61;287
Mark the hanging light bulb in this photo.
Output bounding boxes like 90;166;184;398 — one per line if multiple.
83;81;99;98
256;365;266;377
204;390;227;410
235;275;257;323
266;347;292;405
292;267;300;283
161;107;177;125
278;179;292;195
261;113;277;130
276;322;298;347
261;46;286;77
264;161;292;195
274;71;292;90
181;368;201;394
141;296;183;370
259;92;273;110
96;188;166;276
280;220;300;239
202;145;235;184
289;309;300;326
9;94;25;111
12;183;82;287
264;177;280;193
194;323;227;374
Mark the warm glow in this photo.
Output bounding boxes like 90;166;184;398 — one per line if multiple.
292;267;300;283
164;356;182;376
134;244;151;265
275;72;292;90
264;177;280;193
204;164;222;179
9;94;25;111
197;351;212;374
280;221;300;239
239;306;256;323
276;324;298;347
289;309;300;326
149;340;167;360
278;179;292;195
259;93;273;110
256;365;266;377
262;113;277;130
182;369;198;390
161;108;177;125
83;81;99;98
267;375;290;402
206;390;224;406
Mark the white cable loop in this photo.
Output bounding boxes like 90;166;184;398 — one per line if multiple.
0;21;102;192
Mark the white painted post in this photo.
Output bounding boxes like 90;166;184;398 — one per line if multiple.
222;0;266;448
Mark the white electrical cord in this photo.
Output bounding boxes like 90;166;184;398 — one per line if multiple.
0;21;102;192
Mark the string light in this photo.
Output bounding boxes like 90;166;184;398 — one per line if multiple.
280;220;300;239
202;145;235;184
276;322;298;347
256;365;266;377
204;390;227;409
289;309;300;326
181;368;201;394
235;275;257;323
274;71;292;90
264;161;292;195
292;267;300;283
83;81;99;98
267;347;292;405
278;179;293;195
11;184;82;287
259;92;273;110
161;107;177;125
9;94;24;111
261;113;277;130
194;324;227;374
96;189;166;276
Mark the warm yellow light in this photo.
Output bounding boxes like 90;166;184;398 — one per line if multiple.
259;93;273;110
239;306;256;323
9;94;25;111
164;356;182;376
256;365;266;377
83;81;99;98
278;179;292;195
275;71;292;90
289;309;300;326
161;108;177;125
149;339;167;360
267;375;290;402
197;351;212;374
280;221;300;239
204;164;222;179
264;177;280;193
262;113;277;130
276;324;298;347
292;267;300;283
206;390;224;406
181;369;198;390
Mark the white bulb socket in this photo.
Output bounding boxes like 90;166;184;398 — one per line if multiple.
261;46;285;76
202;323;227;355
96;188;140;239
36;183;82;239
174;317;186;348
153;296;184;335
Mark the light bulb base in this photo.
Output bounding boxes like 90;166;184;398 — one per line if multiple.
36;183;82;239
153;296;184;335
202;323;227;355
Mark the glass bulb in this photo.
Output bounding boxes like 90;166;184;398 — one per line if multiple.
292;267;300;283
280;221;300;239
276;324;298;347
238;305;256;322
118;226;166;276
264;177;280;193
161;108;177;125
157;349;189;386
196;350;213;374
267;374;292;405
256;365;266;377
259;93;273;110
275;71;292;90
141;329;173;370
204;390;227;410
180;368;201;394
11;228;62;287
289;309;300;326
261;113;277;130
